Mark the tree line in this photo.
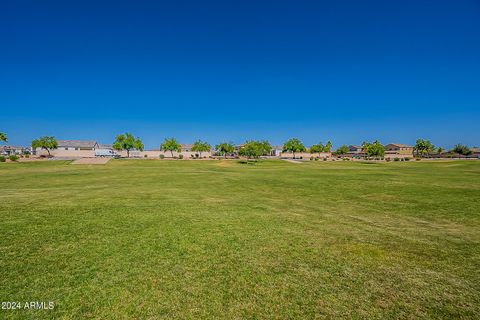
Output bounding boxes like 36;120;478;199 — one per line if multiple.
0;131;476;159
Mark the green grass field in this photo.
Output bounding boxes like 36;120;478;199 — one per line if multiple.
1;160;479;319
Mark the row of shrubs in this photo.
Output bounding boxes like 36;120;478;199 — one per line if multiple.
144;154;213;160
0;155;20;162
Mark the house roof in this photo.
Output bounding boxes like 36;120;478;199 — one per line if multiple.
98;144;113;149
57;140;98;148
180;143;193;149
471;148;480;153
349;145;362;149
1;145;29;150
386;143;413;148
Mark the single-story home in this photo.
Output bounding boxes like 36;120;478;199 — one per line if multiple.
34;140;100;158
57;140;99;151
270;146;283;157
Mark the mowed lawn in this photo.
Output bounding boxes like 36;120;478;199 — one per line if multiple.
1;160;479;319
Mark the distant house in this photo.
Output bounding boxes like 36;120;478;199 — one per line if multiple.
97;144;113;150
1;146;30;156
348;145;363;154
384;143;414;156
180;144;193;152
34;140;99;157
471;148;480;158
270;146;283;157
57;140;99;151
344;145;364;157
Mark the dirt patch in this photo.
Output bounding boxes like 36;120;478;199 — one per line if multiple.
282;159;304;164
71;158;111;165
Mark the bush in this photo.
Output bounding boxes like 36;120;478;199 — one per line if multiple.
144;154;148;158
394;158;400;161
0;156;5;162
323;158;327;161
159;154;165;159
179;154;184;159
25;154;30;158
9;155;19;162
416;158;421;161
310;157;314;161
404;157;410;161
190;154;195;158
315;157;319;161
386;158;391;162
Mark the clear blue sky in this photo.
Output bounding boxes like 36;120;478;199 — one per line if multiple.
1;0;479;149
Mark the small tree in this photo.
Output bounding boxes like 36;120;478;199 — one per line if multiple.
362;140;385;157
113;133;144;158
453;144;472;156
161;138;181;158
414;139;434;157
283;138;306;159
191;140;211;158
436;147;444;154
31;136;58;156
239;140;271;159
0;132;7;143
215;142;234;158
334;145;349;155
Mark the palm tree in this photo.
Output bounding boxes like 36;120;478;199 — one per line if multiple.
0;132;7;143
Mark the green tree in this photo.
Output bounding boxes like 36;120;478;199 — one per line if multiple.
283;138;306;159
31;136;58;156
436;147;444;154
324;141;333;153
414;139;435;157
191;140;211;158
334;145;349;155
310;143;324;154
0;132;7;143
239;140;271;159
161;138;181;158
215;142;234;158
112;133;144;158
260;140;272;156
310;141;333;154
362;140;385;157
453;144;472;156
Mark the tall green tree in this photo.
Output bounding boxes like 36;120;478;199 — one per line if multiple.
362;140;385;157
310;141;333;154
31;136;58;156
414;139;435;157
0;132;7;143
161;138;181;158
112;133;144;158
453;144;472;156
334;145;349;155
283;138;306;159
191;140;211;157
239;140;271;159
324;141;333;153
215;142;234;158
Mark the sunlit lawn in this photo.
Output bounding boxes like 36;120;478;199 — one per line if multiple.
1;159;479;319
